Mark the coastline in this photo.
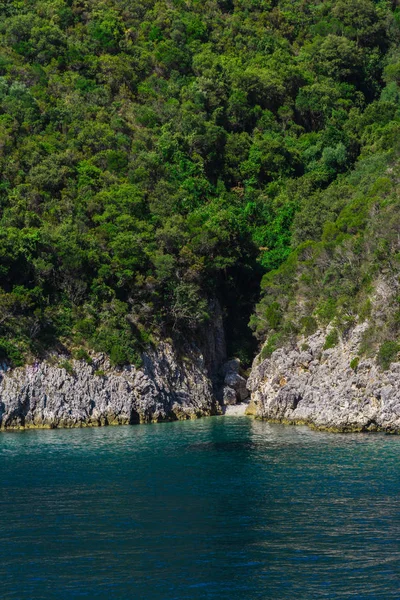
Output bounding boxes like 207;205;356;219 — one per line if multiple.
4;322;400;434
248;323;400;434
0;342;218;431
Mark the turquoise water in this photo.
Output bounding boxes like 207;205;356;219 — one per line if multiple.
1;417;400;599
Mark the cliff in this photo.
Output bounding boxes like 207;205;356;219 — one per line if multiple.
248;323;400;433
0;341;220;430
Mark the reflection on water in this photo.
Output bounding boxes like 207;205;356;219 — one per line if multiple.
1;417;400;599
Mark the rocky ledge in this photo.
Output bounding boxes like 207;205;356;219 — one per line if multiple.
248;323;400;433
0;342;220;430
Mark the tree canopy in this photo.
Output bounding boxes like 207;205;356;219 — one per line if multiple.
0;0;399;366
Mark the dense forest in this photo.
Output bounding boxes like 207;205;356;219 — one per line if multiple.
0;0;400;368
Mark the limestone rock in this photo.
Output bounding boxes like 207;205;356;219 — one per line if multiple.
0;342;221;430
223;386;237;405
220;358;250;404
248;323;400;433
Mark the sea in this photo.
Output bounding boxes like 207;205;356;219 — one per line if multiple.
1;416;400;599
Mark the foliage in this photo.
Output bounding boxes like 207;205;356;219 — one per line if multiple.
0;338;24;367
59;359;74;376
323;329;339;350
71;348;93;364
252;150;400;366
0;0;399;365
377;341;400;370
350;356;359;370
260;334;282;360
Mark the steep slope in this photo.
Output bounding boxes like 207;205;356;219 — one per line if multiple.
248;325;400;432
249;141;400;431
0;0;399;370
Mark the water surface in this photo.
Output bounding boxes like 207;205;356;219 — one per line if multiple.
1;417;400;599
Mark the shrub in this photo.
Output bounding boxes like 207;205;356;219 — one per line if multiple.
72;348;93;364
359;325;379;357
92;325;143;368
350;356;359;370
264;302;282;329
315;298;337;324
358;298;372;321
260;333;281;360
300;316;318;336
0;339;24;367
323;329;339;350
59;360;74;375
109;344;142;367
377;341;400;370
74;319;96;336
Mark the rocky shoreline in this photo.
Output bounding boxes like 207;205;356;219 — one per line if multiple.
4;321;400;433
0;342;220;430
0;337;250;431
248;323;400;433
0;299;232;430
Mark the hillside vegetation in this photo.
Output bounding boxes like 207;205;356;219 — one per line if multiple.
0;0;400;367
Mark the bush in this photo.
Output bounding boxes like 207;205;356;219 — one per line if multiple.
350;356;359;370
300;316;318;336
359;325;379;357
315;298;337;324
377;341;400;370
109;344;128;366
59;359;74;375
72;348;93;364
0;339;24;367
91;322;143;368
264;302;283;329
260;334;281;360
109;344;142;367
323;329;339;350
74;319;96;336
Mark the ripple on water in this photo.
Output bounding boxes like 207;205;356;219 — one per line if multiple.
1;417;400;600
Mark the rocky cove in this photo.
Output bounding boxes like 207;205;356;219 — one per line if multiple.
0;350;253;431
2;319;400;433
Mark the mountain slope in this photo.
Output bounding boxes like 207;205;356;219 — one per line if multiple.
1;0;400;370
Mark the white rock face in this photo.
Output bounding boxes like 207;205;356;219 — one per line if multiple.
248;323;400;432
0;342;220;430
